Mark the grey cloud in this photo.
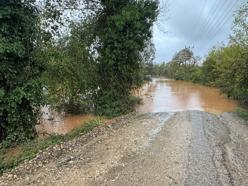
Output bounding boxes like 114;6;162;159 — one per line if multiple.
154;0;245;63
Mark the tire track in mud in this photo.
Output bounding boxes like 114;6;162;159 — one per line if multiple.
184;111;219;186
201;112;234;186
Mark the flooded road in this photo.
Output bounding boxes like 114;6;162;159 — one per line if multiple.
136;78;238;115
3;80;248;186
38;78;238;136
5;111;248;186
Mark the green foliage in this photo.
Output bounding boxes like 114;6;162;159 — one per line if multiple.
235;108;248;121
230;1;248;47
142;40;156;76
194;45;248;104
95;0;158;116
1;0;158;148
0;1;44;147
67;119;102;138
200;52;221;86
151;47;199;80
151;3;248;106
43;21;97;114
156;44;248;105
0;119;102;174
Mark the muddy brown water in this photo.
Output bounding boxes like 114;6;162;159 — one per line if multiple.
136;78;238;115
39;114;96;135
39;78;238;135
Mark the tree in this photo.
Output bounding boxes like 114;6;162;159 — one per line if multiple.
201;50;221;86
165;47;198;80
216;46;248;103
172;47;195;66
0;1;44;146
141;39;156;76
94;0;158;117
43;20;97;114
230;1;248;47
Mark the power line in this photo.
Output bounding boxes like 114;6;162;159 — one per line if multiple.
204;0;239;39
194;0;228;48
193;0;207;38
201;0;235;40
208;0;242;45
196;0;228;40
196;0;241;51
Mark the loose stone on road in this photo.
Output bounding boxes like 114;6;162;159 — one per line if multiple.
1;111;248;186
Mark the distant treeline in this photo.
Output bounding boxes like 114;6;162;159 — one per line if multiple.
150;2;248;105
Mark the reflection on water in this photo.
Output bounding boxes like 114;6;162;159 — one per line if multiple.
136;78;238;115
37;106;97;137
38;78;238;136
40;114;96;135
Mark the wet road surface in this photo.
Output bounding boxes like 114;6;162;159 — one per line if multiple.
1;111;248;186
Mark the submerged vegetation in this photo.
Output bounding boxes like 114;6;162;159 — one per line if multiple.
0;0;158;146
0;0;247;160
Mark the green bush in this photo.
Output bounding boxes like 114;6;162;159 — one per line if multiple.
235;108;248;121
0;1;44;147
43;22;97;115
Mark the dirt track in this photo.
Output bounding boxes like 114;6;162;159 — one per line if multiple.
1;111;248;186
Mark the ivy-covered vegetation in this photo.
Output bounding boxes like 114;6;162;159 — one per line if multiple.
0;0;158;147
0;1;44;147
94;0;158;117
151;2;248;106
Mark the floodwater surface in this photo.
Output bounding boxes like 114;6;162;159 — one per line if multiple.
38;106;98;136
40;114;96;135
136;78;238;115
39;78;238;136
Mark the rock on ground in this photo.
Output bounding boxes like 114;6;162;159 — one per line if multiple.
0;111;248;186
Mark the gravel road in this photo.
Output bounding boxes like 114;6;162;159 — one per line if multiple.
1;111;248;186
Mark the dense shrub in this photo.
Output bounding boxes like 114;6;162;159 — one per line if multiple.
0;1;44;147
42;22;97;114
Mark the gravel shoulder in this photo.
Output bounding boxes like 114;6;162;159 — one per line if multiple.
0;111;248;186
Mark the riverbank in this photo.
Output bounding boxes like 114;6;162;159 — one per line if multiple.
1;78;244;175
0;119;103;175
1;110;247;186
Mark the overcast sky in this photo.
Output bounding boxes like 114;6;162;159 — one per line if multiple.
153;0;246;63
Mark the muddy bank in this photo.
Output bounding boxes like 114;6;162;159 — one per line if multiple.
1;111;247;186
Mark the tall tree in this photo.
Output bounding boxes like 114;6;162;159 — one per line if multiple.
230;1;248;47
94;0;158;117
0;0;44;146
43;21;97;114
141;39;156;76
